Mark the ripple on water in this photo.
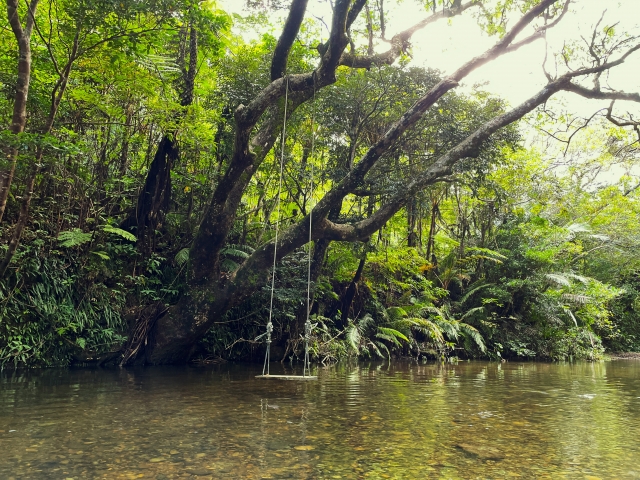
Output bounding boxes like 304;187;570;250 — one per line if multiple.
1;361;639;478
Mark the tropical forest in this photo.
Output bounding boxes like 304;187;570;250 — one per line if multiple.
1;0;639;369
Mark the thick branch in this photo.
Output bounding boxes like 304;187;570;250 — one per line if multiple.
563;83;640;103
270;0;309;81
504;0;570;54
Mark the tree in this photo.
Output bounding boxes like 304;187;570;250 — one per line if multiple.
128;0;640;364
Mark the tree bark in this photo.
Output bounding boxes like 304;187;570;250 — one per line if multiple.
0;0;39;223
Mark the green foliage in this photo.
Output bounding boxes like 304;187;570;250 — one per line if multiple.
58;229;93;248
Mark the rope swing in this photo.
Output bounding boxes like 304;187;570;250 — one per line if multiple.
256;74;318;381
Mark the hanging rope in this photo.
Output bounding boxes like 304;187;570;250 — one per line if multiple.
262;75;289;376
260;73;318;377
303;73;317;377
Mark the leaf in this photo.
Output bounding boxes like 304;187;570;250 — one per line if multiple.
458;322;486;353
545;273;572;287
377;327;409;343
91;250;110;260
58;228;92;248
175;248;190;266
103;225;136;242
346;323;361;353
562;293;591;305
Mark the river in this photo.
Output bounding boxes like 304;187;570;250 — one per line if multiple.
1;360;639;479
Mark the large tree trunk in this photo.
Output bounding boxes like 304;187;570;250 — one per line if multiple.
0;0;39;223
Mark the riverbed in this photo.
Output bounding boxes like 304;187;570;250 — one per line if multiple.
1;360;639;479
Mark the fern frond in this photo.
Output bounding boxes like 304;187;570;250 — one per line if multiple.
459;283;492;305
565;273;590;285
346;323;361;353
545;273;571;287
58;228;92;248
385;306;407;321
458;322;486;352
102;225;136;242
459;306;485;321
221;258;239;271
377;327;409;343
403;317;445;344
562;306;579;327
434;318;459;340
175;248;190;266
561;293;591;304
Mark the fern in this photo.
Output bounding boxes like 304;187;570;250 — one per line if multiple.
58;228;92;248
103;225;136;242
458;322;486;352
346;323;361;353
545;273;572;287
459;306;485;321
376;327;409;346
175;248;190;266
562;293;591;304
91;250;110;260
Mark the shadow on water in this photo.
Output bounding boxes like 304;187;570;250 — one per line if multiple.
1;360;640;478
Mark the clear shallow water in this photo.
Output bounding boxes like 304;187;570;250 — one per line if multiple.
1;361;639;479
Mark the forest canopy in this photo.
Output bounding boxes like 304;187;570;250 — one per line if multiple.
0;0;638;367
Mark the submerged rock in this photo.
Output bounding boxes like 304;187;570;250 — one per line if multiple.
455;443;505;461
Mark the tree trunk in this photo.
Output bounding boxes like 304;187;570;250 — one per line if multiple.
339;247;367;328
0;0;39;223
121;135;178;250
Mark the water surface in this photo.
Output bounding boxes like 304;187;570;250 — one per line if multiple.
1;360;639;479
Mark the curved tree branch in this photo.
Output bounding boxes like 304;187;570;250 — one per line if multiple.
270;0;309;81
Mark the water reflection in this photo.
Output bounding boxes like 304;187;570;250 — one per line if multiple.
1;361;639;478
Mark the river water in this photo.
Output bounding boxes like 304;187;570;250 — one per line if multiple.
1;360;639;479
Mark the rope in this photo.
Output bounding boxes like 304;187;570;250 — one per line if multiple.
303;74;317;377
262;75;289;376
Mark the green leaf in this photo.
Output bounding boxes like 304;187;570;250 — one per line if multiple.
103;225;136;242
58;228;92;248
91;250;110;260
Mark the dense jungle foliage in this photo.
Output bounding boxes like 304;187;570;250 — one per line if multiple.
0;0;639;367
